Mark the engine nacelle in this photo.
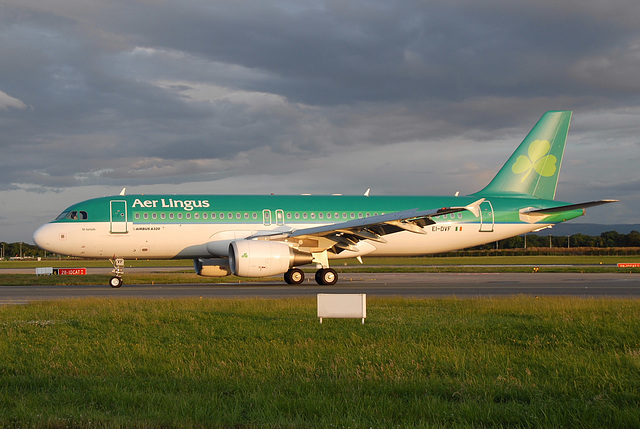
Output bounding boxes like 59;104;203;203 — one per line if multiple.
193;258;232;277
229;240;313;277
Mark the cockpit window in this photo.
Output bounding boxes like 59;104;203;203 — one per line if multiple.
55;211;70;220
61;211;88;220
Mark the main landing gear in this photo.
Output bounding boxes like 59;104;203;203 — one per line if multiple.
109;258;125;288
284;268;305;285
315;268;338;285
283;267;338;285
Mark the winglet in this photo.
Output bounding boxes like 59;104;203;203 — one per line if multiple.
464;198;484;218
119;187;126;196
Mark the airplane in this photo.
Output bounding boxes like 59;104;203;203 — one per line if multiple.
33;111;616;288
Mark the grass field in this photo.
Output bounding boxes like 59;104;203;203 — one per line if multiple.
1;297;639;427
1;255;640;286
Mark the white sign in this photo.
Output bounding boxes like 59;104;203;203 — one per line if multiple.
317;294;366;324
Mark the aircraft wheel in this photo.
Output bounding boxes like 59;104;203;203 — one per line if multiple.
109;276;123;288
284;268;305;285
315;268;338;286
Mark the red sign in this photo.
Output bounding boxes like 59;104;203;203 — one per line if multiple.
58;268;87;275
617;263;640;268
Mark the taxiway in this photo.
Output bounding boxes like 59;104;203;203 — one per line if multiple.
0;272;638;304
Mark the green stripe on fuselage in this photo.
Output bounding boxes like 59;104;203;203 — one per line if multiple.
52;194;585;226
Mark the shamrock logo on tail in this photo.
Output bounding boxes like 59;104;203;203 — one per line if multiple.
512;140;557;182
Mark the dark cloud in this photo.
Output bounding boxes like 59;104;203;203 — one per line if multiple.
0;0;639;240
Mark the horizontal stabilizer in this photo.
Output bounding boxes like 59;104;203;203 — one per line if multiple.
522;200;618;215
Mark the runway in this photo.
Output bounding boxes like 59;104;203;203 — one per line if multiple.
0;272;639;303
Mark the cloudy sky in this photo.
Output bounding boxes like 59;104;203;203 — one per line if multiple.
1;0;639;242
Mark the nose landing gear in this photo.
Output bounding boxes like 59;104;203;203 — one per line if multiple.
109;258;125;288
109;276;123;288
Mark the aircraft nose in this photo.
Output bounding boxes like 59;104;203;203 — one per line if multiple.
33;223;54;250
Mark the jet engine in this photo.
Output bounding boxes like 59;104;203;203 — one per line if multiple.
229;240;313;277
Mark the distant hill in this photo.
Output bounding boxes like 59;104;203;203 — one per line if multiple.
531;224;640;236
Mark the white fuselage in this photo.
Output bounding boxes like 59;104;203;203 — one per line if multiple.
33;219;547;260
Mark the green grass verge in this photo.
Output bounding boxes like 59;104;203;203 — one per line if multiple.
1;297;639;428
0;259;194;269
0;273;261;286
2;255;640;287
4;254;640;269
355;255;640;266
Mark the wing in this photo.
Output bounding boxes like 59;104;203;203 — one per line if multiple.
250;198;484;253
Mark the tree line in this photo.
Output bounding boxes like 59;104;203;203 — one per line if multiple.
1;242;43;259
484;230;640;250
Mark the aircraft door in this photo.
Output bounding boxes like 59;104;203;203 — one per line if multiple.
263;209;272;226
479;200;494;232
110;200;128;233
275;209;284;226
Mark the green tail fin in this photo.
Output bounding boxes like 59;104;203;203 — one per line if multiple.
473;110;572;200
